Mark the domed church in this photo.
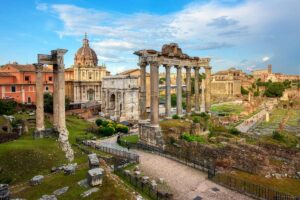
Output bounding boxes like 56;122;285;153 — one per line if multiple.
65;34;110;109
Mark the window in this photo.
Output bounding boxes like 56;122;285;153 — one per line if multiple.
25;76;30;81
48;76;52;81
11;86;16;92
89;72;92;79
45;86;49;91
27;97;31;103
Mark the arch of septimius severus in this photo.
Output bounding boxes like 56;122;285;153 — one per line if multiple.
34;49;74;161
134;43;211;148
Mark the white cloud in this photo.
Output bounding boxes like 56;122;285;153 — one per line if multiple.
36;3;48;11
38;0;300;74
262;56;270;62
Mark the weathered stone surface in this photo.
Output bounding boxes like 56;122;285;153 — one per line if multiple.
77;179;89;188
88;153;99;169
30;175;44;186
53;186;69;196
87;167;104;186
0;184;10;200
81;188;99;198
63;163;77;175
39;195;57;200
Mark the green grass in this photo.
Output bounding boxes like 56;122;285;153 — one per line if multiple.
120;135;139;144
211;103;245;115
228;170;300;196
181;132;206;144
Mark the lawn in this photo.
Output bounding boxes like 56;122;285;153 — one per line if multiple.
228;170;300;196
120;134;139;144
211;103;245;115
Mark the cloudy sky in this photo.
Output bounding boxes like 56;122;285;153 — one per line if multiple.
0;0;299;74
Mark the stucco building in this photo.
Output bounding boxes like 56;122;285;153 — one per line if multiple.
65;34;110;108
0;63;53;104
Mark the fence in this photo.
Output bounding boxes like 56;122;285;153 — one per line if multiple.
83;140;140;163
210;173;300;200
115;168;173;200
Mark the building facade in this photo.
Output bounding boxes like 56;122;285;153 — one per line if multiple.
0;63;53;104
65;34;110;108
101;75;139;122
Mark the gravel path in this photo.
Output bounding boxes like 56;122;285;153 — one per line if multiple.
134;150;253;200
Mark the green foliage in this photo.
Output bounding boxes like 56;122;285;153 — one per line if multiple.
116;124;129;133
181;132;205;144
171;94;177;107
0;100;17;115
192;116;200;123
241;86;249;95
264;82;286;97
272;131;285;141
44;93;70;113
172;114;179;119
254;91;260;97
102;120;109;127
228;127;241;135
95;118;103;126
99;126;115;136
159;77;166;84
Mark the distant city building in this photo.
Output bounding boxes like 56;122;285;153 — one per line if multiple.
65;34;110;108
252;64;300;82
0;63;53;104
101;75;139;122
117;68;151;108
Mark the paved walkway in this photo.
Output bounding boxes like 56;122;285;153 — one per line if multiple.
236;109;267;133
97;136;253;200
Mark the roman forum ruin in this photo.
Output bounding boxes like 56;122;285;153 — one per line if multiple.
134;43;211;147
34;49;74;161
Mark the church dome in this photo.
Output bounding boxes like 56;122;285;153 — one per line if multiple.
74;34;98;67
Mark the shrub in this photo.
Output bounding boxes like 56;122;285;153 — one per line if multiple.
181;132;205;144
192;116;200;123
172;114;179;119
95;119;103;126
0;100;17;115
101;120;109;127
99;126;115;137
241;86;249;95
116;124;129;133
228;127;241;135
272;131;285;141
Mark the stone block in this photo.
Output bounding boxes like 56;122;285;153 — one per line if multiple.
53;186;69;196
30;175;44;186
81;188;99;198
39;195;57;200
87;167;104;186
88;153;99;169
64;163;77;175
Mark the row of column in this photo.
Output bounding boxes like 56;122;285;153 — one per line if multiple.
139;62;211;126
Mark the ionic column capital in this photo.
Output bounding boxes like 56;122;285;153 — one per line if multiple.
174;65;183;69
184;66;192;71
149;61;159;67
33;63;44;73
163;64;171;69
193;66;201;70
138;62;147;68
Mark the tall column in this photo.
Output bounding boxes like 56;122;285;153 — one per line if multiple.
185;66;192;114
200;79;206;112
164;64;171;118
150;61;159;126
35;64;45;132
205;66;212;112
53;49;74;162
194;67;200;112
53;65;59;128
175;66;182;115
139;62;147;120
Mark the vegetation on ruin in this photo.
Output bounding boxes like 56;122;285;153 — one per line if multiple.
0;99;17;115
95;118;129;137
181;132;206;144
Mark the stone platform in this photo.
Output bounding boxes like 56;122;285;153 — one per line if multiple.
138;120;165;148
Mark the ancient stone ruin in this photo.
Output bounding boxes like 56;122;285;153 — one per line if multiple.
34;49;74;161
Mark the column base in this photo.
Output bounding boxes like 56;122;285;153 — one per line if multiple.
58;128;74;162
33;128;58;139
138;121;164;148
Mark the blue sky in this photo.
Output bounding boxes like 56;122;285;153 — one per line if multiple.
0;0;299;75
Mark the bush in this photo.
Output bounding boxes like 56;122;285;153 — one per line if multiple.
99;126;115;137
181;132;205;144
172;114;179;119
116;124;129;133
241;86;249;95
0;100;17;115
192;116;200;123
95;119;103;126
272;131;285;141
101;120;109;127
228;127;241;135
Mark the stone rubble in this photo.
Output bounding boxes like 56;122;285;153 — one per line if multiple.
53;186;69;196
30;175;44;186
81;188;100;198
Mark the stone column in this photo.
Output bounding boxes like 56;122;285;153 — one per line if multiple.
194;67;200;112
150;61;159;126
185;66;192;114
175;66;182;115
205;67;212;112
35;64;45;132
164;64;171;118
200;79;206;112
139;62;147;120
53;65;59;128
53;49;74;162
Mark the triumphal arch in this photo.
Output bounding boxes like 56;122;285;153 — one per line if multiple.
134;43;212;148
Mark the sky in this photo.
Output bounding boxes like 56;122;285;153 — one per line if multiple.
0;0;299;75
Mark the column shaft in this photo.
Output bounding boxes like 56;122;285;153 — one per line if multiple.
164;65;171;118
53;66;59;128
139;63;147;120
176;66;182;115
194;67;200;112
205;67;212;112
185;66;192;114
35;65;44;131
150;62;159;126
200;79;206;112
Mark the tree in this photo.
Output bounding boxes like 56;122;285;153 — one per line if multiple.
264;82;285;97
241;86;249;95
44;93;71;113
0;100;17;115
159;77;166;84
